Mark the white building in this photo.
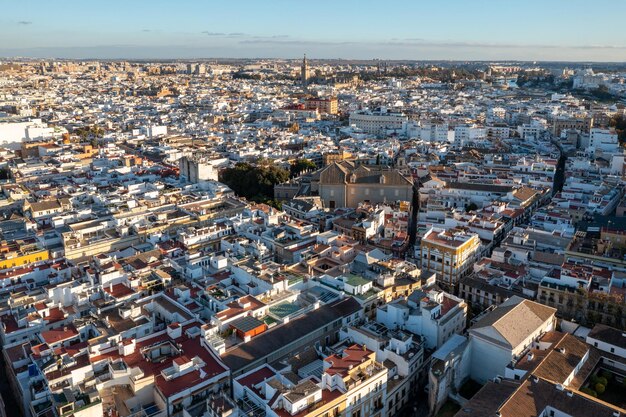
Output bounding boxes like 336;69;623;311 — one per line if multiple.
572;68;606;89
349;108;408;136
377;286;467;350
179;155;225;183
588;128;619;155
143;124;168;137
586;323;626;358
427;334;470;414
453;125;486;149
0;119;63;148
468;296;556;383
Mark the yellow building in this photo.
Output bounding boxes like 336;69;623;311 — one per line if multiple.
420;227;481;288
322;150;352;167
0;239;49;270
306;97;338;115
322;344;387;417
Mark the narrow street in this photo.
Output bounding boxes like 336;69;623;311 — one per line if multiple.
0;350;23;417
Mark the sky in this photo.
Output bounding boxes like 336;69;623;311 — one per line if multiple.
1;0;626;61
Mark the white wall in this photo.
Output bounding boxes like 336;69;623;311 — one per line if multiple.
469;338;512;383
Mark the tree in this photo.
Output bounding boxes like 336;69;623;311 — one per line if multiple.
600;370;613;381
581;387;597;397
75;125;104;146
609;114;626;144
595;383;606;395
589;85;614;101
289;158;316;178
265;199;283;210
465;202;478;213
219;162;289;203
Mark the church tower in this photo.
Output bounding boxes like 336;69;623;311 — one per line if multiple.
301;54;309;89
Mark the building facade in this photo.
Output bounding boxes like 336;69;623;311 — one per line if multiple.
317;161;413;209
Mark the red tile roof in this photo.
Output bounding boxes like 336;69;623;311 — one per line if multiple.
91;326;228;400
104;283;135;298
41;324;78;345
324;344;373;377
235;365;276;389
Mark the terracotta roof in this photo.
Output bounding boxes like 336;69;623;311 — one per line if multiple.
498;377;625;417
41;324;78;345
324;344;372;377
531;334;589;383
454;379;520;417
235;365;276;389
104;283;135;298
319;161;412;186
512;187;538;202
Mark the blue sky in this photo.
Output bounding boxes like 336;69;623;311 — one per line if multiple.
1;0;626;61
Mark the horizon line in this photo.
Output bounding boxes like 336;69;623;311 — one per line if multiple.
2;56;626;64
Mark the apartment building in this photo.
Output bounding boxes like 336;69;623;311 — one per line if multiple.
419;227;481;288
305;97;338;115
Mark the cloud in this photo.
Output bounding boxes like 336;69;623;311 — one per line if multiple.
240;39;355;46
202;31;251;38
239;37;626;52
202;31;290;40
17;21;32;25
251;34;289;39
142;29;151;33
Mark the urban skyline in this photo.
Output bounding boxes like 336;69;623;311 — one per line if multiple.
1;4;626;417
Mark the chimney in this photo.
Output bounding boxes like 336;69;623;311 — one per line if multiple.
167;322;182;339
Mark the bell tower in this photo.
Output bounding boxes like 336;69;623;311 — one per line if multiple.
301;54;309;89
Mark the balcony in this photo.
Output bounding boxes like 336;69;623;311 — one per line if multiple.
345;362;385;390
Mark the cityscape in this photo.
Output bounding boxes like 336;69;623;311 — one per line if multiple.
1;3;626;417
